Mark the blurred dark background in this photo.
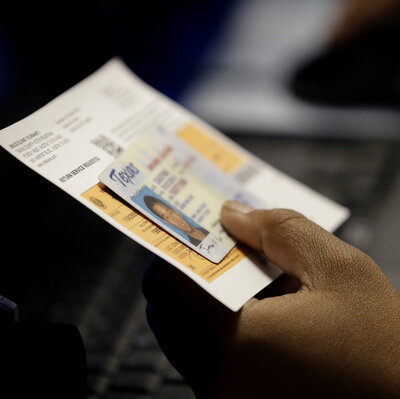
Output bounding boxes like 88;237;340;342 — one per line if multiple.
0;0;237;129
1;1;400;398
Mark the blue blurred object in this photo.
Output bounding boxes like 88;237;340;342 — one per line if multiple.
107;0;238;101
0;0;237;128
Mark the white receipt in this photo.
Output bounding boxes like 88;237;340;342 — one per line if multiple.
0;58;349;311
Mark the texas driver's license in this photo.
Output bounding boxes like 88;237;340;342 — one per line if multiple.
99;127;264;263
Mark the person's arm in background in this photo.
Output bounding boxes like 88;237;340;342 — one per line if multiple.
143;201;400;399
331;0;400;46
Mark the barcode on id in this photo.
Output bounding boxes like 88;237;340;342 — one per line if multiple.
234;164;259;183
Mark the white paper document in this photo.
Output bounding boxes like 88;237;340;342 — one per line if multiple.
0;58;350;311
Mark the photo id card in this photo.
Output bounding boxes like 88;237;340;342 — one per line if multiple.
99;126;264;263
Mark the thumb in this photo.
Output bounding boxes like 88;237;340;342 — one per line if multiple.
221;201;357;289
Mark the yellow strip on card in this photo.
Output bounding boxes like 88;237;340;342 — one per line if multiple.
82;183;248;282
178;125;244;173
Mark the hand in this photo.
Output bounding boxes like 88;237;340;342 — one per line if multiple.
142;201;400;398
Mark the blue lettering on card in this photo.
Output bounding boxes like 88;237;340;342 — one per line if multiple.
109;162;140;187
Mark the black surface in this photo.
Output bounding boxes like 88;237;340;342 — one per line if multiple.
2;133;400;398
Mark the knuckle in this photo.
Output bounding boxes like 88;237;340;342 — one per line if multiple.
337;244;377;275
267;209;311;244
268;208;306;229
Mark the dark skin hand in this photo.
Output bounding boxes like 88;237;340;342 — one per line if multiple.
143;201;400;398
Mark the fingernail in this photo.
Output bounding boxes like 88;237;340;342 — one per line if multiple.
223;200;254;214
